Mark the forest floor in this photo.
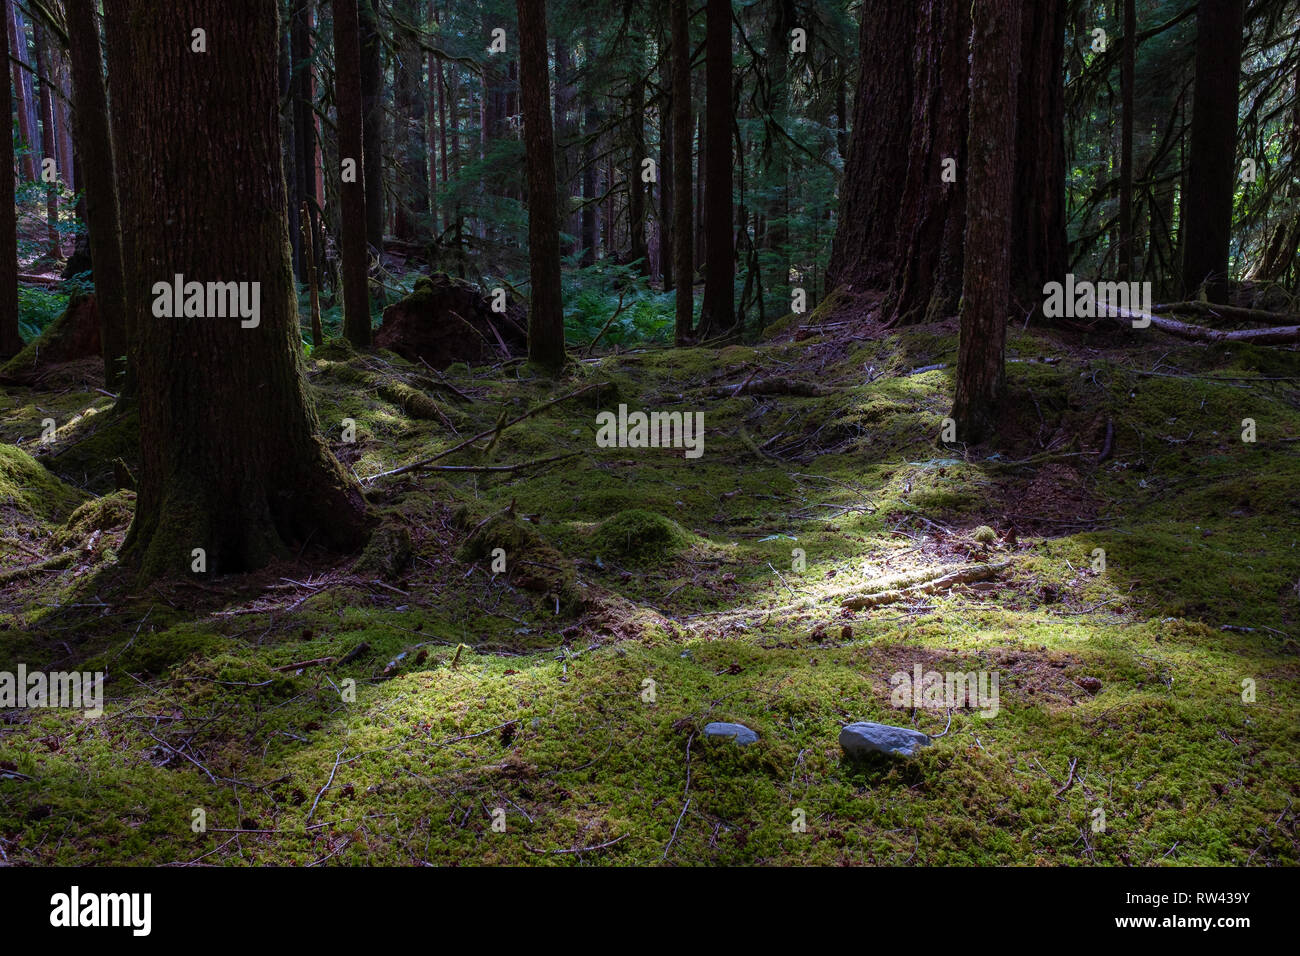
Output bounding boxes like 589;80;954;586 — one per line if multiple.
1;304;1298;865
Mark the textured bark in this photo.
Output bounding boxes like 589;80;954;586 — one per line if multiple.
516;0;565;372
0;0;18;357
55;47;74;193
885;0;970;325
1181;0;1244;302
554;37;579;256
1011;0;1066;302
291;0;316;281
66;0;128;388
581;96;598;264
107;0;369;578
658;37;674;290
628;39;648;275
670;0;693;343
359;0;384;250
763;0;794;284
334;0;373;347
697;0;733;337
952;0;1021;444
826;0;917;292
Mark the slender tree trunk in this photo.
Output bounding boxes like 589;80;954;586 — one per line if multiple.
393;0;428;241
66;0;128;388
33;19;59;257
1181;0;1244;302
516;0;565;372
629;47;648;274
359;0;384;250
658;36;674;291
952;0;1021;444
5;0;37;182
697;0;733;337
0;0;19;357
107;0;369;578
670;0;693;342
55;48;73;193
334;0;373;347
581;97;598;265
1118;0;1135;280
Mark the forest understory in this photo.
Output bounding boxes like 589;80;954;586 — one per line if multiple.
1;304;1296;866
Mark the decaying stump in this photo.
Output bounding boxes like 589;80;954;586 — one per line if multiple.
375;273;527;368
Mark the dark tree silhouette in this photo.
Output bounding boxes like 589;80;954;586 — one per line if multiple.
0;0;18;359
516;0;565;371
333;0;373;348
697;0;733;337
1181;0;1244;302
670;0;693;344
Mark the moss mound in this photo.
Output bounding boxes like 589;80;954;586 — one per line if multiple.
591;509;690;565
53;489;135;549
0;443;87;521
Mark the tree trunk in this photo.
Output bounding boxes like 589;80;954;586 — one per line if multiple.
1118;0;1135;281
516;0;565;372
670;0;693;343
0;0;19;357
826;0;917;293
334;0;373;347
107;0;369;578
628;44;648;275
1181;0;1243;302
393;0;428;241
33;19;59;257
1011;0;1067;304
658;35;674;291
696;0;733;337
291;0;316;282
952;0;1021;444
581;97;598;265
5;0;37;182
359;0;384;250
66;0;128;388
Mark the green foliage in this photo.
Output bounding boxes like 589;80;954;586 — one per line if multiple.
16;285;69;343
562;261;676;347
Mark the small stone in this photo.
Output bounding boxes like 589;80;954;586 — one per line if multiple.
839;721;932;758
1077;676;1103;693
703;722;759;746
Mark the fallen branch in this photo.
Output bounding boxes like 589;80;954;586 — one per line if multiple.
582;290;629;357
710;376;833;398
272;657;335;672
1104;306;1300;344
408;452;580;474
1153;300;1299;326
524;834;626;855
841;560;1011;609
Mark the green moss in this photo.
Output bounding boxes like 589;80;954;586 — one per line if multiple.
53;489;135;549
353;522;412;578
591;509;690;565
0;443;86;521
973;525;998;544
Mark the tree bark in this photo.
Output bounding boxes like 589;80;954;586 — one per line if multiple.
66;0;128;388
516;0;565;372
697;0;733;337
393;0;429;241
1118;0;1135;280
670;0;693;343
952;0;1021;444
0;0;19;357
107;0;369;578
1181;0;1244;302
334;0;373;347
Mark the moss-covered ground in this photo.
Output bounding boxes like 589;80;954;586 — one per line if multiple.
0;317;1296;866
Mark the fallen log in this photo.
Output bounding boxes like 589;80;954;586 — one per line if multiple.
841;560;1012;610
1105;306;1300;345
1153;300;1299;326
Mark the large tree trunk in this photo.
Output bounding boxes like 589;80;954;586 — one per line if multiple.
658;34;674;291
553;37;579;257
0;0;19;357
334;0;373;347
107;0;369;578
670;0;693;343
628;34;648;276
359;0;384;250
1011;0;1067;304
291;0;316;283
516;0;565;372
66;0;128;389
1181;0;1244;302
697;0;732;337
826;0;917;293
952;0;1021;444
